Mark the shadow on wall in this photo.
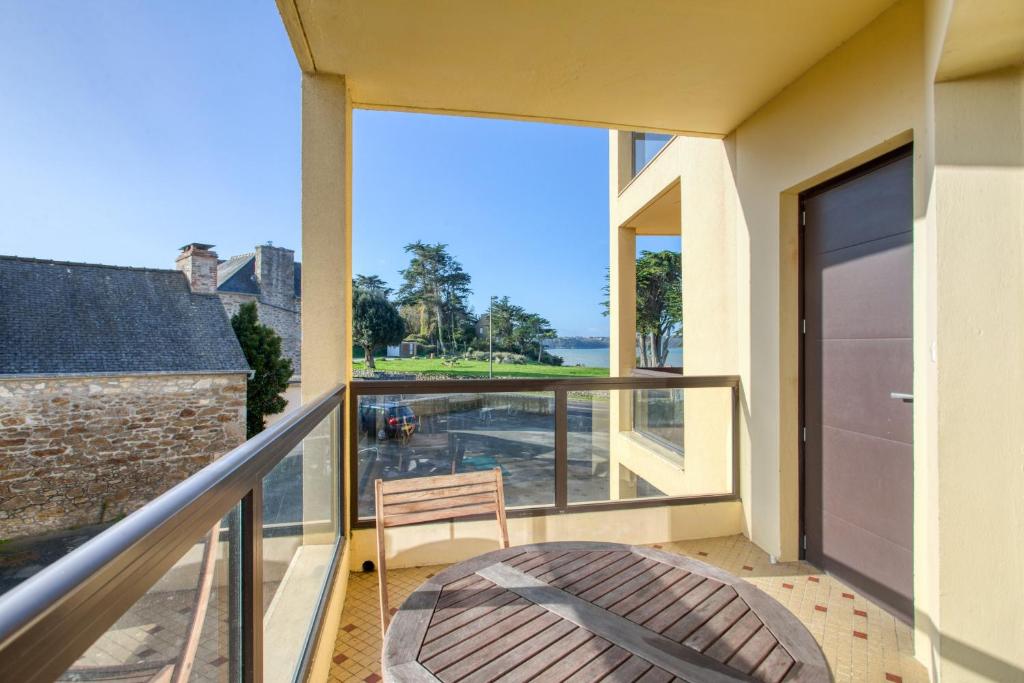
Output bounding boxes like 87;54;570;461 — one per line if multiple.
915;610;1024;683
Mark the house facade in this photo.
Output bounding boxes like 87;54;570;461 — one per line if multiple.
0;256;248;539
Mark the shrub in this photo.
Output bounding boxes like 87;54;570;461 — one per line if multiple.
539;351;564;366
462;350;529;364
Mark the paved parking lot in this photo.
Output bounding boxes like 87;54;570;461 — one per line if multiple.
353;396;665;519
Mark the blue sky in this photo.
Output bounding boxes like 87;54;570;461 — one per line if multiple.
0;2;676;337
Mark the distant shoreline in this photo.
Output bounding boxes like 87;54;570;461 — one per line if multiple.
548;347;683;369
544;337;610;349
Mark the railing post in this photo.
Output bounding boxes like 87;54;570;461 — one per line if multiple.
242;484;264;683
732;385;741;498
555;389;568;510
348;386;360;531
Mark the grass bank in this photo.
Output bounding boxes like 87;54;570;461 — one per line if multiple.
353;357;608;379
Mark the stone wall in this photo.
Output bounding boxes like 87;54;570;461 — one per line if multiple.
0;373;246;540
220;292;301;377
254;245;295;310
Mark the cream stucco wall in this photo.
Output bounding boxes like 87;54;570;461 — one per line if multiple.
931;65;1024;681
732;0;928;566
351;501;744;570
609;134;743;510
697;0;941;670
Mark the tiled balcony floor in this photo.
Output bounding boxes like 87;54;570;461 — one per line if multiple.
330;535;928;683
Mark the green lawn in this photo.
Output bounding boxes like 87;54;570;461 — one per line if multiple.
353;357;608;379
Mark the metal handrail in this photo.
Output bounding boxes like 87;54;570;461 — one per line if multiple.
350;373;737;394
0;384;345;683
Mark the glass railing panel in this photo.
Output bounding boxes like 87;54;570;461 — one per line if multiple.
262;405;340;682
569;386;734;503
61;507;242;683
355;392;555;519
566;389;612;504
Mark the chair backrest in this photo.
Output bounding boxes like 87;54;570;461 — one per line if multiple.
374;468;509;635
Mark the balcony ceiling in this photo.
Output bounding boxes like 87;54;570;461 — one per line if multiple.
279;0;898;135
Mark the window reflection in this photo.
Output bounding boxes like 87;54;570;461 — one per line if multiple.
631;132;672;177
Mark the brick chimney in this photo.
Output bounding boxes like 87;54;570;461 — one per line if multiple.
175;243;219;294
254;242;296;309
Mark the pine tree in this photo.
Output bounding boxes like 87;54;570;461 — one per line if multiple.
231;302;293;437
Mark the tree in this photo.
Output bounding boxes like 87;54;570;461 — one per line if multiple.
352;289;406;369
600;250;682;367
518;312;556;362
231;302;293;438
354;274;392;297
635;250;682;367
396;242;472;355
488;296;522;348
486;296;558;362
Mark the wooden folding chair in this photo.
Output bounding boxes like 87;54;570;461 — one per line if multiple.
374;468;509;636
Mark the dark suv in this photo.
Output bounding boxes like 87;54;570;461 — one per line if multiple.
359;402;419;441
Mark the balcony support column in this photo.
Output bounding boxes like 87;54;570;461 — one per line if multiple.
301;73;352;402
298;72;351;683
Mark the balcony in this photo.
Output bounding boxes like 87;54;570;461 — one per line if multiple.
1;0;1021;679
0;374;926;682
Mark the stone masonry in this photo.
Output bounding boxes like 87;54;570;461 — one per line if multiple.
0;373;246;540
219;291;301;377
181;243;302;377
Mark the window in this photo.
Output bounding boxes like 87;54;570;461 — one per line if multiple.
630;132;672;178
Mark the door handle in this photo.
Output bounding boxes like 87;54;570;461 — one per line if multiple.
890;392;913;403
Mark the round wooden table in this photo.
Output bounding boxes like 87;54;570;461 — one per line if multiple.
382;541;831;682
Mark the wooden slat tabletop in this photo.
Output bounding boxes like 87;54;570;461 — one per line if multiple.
382;542;831;683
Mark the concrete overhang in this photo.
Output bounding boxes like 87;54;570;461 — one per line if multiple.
937;0;1024;81
624;182;681;236
276;0;898;136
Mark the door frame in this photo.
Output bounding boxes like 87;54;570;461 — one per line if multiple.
797;142;914;562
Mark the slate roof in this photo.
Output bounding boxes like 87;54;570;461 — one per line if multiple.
216;254;301;299
0;256;250;377
217;253;259;295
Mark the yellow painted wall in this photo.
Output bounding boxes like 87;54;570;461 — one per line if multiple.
610;134;744;515
733;0;928;564
351;501;744;569
723;0;945;671
624;1;1023;676
932;65;1024;681
614;0;944;671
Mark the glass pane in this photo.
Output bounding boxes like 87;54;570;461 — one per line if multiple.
62;507;241;683
566;390;611;503
631;132;672;176
356;392;555;519
262;406;340;682
633;388;683;450
569;387;733;503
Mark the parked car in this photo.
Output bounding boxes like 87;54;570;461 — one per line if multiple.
359;402;419;442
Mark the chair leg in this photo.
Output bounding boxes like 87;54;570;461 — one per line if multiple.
494;468;510;549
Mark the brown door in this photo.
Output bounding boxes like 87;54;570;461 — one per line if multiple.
801;147;913;622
